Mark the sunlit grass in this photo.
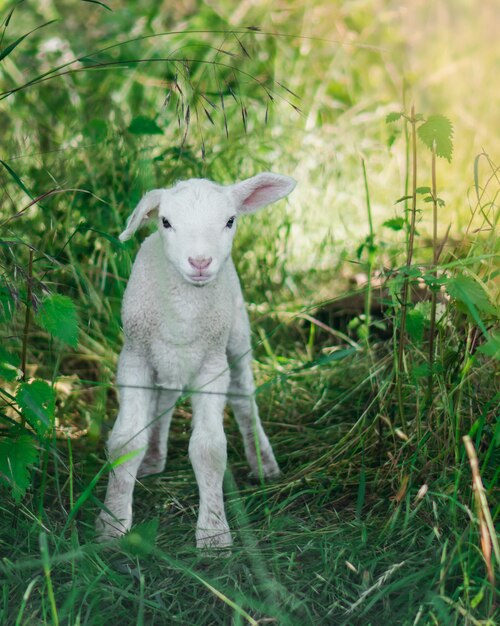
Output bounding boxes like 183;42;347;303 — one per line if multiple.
0;1;498;624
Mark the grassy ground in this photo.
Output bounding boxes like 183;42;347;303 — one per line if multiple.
0;1;498;625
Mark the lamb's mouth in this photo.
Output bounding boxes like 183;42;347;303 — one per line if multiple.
187;274;213;286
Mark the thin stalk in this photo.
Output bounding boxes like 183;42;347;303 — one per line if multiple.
396;105;418;430
39;533;59;626
20;249;34;427
20;249;34;381
427;140;438;409
361;158;374;344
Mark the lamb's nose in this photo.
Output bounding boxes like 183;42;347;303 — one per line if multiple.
188;256;212;270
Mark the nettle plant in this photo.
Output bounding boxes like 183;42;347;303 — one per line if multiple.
0;255;79;501
380;108;499;438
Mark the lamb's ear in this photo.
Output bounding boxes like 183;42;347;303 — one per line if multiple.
229;172;296;214
119;190;166;241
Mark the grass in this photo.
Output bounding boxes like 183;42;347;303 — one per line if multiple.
0;1;499;624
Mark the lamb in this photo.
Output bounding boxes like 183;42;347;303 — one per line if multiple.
96;172;296;549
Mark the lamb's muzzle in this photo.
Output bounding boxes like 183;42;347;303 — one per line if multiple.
96;172;296;550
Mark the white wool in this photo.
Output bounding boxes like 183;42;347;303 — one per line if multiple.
96;173;296;549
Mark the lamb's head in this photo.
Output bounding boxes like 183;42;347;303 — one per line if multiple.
119;173;296;286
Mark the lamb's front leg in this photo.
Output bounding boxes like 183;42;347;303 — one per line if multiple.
96;348;154;540
189;362;232;550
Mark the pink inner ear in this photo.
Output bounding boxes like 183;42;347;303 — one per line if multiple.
242;184;281;211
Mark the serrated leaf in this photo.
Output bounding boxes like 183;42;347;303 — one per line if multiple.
447;274;494;334
407;308;425;343
36;294;79;347
477;330;500;359
416;186;431;194
16;380;55;436
446;275;494;314
0;346;20;382
128;116;163;135
386;112;403;123
417;114;454;162
0;433;39;502
121;518;159;556
383;217;405;231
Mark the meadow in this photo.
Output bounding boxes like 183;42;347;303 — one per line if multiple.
0;1;498;624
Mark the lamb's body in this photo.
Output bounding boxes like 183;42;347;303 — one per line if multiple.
97;173;295;548
124;232;235;382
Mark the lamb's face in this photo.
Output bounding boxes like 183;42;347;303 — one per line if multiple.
157;181;237;286
119;173;296;287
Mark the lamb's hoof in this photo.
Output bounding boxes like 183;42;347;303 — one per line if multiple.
196;526;232;556
137;456;166;478
95;513;128;543
263;458;281;480
250;450;281;481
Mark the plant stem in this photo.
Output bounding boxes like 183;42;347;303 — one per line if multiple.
396;105;418;430
361;158;374;345
21;249;34;382
427;140;438;408
20;249;34;427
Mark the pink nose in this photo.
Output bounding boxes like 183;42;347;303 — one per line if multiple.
188;256;212;270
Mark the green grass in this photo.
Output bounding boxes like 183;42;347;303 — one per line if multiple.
0;1;499;624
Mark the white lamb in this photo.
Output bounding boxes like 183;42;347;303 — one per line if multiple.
96;172;296;549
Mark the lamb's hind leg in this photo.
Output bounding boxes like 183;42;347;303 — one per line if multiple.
96;348;154;539
228;340;280;478
138;388;179;477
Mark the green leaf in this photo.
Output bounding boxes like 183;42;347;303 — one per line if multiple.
16;380;55;436
0;346;19;382
447;275;494;314
0;20;57;63
36;294;79;347
416;186;431;194
395;195;412;204
83;119;107;142
386;112;402;123
300;348;356;370
0;433;39;502
477;330;500;360
121;518;159;556
81;0;113;10
417;114;454;162
446;274;494;334
0;160;34;199
407;309;425;344
128;116;163;135
0;283;14;323
383;217;405;231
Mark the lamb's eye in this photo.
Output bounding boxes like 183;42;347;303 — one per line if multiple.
225;216;236;229
162;217;172;229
